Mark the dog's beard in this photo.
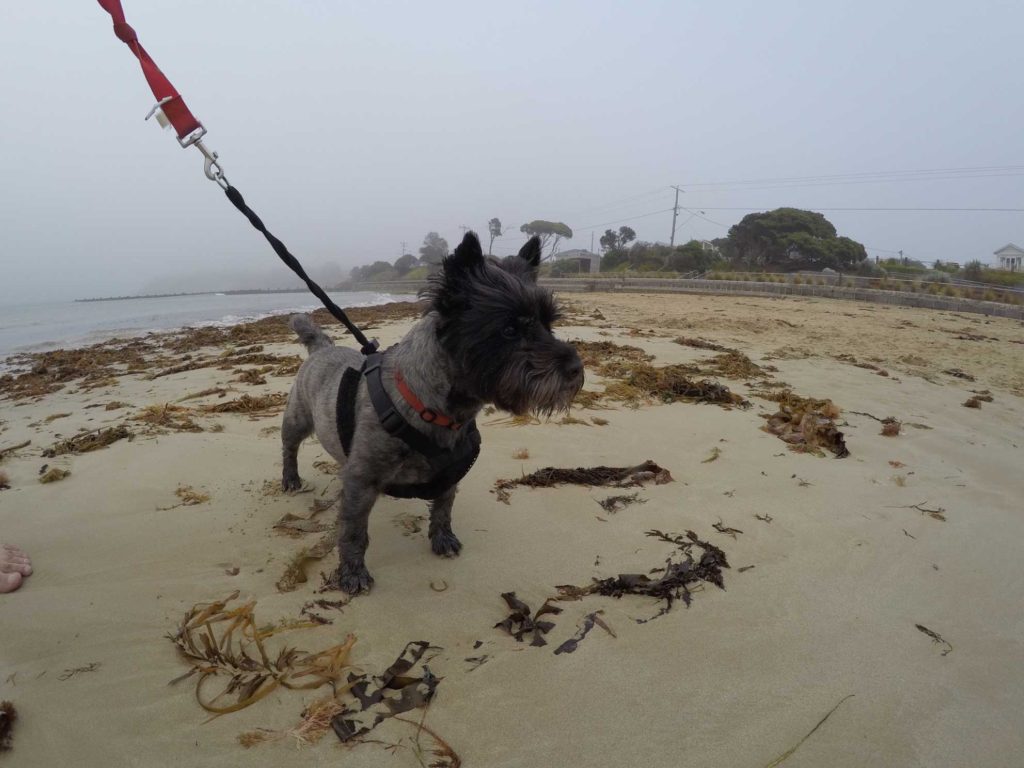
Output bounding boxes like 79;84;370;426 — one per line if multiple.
494;361;583;417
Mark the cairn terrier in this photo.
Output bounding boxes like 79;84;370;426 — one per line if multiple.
281;232;583;594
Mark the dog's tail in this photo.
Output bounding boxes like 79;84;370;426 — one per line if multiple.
290;314;334;352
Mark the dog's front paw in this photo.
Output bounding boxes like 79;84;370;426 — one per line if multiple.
282;473;305;492
430;528;462;558
336;563;374;595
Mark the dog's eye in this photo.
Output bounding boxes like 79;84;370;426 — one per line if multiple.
501;324;519;340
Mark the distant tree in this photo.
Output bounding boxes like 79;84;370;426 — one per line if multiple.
520;220;573;258
726;208;866;271
599;226;636;252
418;232;449;266
668;240;716;273
599;229;620;252
487;218;503;256
394;253;417;275
963;260;984;281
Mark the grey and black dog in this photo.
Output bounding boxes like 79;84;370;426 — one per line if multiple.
281;231;584;594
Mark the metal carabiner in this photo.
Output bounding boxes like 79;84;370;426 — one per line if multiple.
193;139;229;190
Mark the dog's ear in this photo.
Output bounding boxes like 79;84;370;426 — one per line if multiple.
509;236;542;282
518;236;542;270
445;232;484;277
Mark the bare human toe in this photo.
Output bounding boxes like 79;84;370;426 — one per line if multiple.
0;544;32;577
0;571;23;594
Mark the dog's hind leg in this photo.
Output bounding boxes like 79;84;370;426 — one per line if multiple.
428;485;462;557
281;394;313;492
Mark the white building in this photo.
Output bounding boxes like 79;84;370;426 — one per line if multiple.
993;243;1023;271
551;248;600;274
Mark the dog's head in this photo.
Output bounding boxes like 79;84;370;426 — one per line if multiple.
422;232;584;415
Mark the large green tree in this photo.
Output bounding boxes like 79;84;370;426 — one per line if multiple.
520;220;573;257
726;208;866;271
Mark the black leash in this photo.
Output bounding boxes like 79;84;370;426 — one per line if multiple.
223;185;379;355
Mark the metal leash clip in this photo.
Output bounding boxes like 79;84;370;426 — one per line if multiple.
193;139;229;190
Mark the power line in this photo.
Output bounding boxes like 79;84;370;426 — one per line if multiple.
693;206;1024;212
680;164;1024;189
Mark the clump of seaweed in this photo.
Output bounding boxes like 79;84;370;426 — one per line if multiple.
200;393;287;414
572;340;654;369
881;418;902;437
132;403;203;433
168;592;359;719
596;492;647;513
963;396;983;409
511;448;530;460
0;342;149;401
493;460;673;504
701;350;765;379
606;363;748;408
0;471;9;491
0;701;16;751
758;390;849;458
235;369;268;386
278;532;335;592
42;425;133;457
494;593;563;646
39;467;70;484
556;530;730;623
673;337;732;352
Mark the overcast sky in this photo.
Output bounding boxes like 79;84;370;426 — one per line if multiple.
1;1;1022;305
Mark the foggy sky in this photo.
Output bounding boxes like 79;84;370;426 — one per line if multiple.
2;1;1022;305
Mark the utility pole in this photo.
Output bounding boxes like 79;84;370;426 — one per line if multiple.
669;185;683;247
400;241;407;257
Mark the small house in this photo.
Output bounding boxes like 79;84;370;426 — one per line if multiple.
993;243;1024;271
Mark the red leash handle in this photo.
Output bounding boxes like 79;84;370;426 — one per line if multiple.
96;0;204;145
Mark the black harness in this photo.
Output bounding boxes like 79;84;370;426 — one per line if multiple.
336;352;482;500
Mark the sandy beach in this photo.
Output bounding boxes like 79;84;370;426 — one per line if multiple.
1;292;1023;767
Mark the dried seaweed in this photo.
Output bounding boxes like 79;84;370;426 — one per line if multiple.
763;694;854;767
915;623;953;656
0;440;30;460
702;447;722;463
160;485;211;508
0;471;9;491
702;350;765;379
553;611;615;655
39;467;70;484
880;418;901;437
168;592;358;720
277;532;335;592
494;593;563;647
573;340;654;368
942;368;975;381
58;663;101;681
274;513;331;537
132;403;203;433
673;336;731;352
330;641;440;742
201;393;287;414
962;396;983;408
713;519;743;539
758;390;848;458
0;701;15;752
887;501;947;522
493;460;673;504
42;425;132;457
235;369;267;386
555;530;729;624
511;448;530;460
596;492;647;513
612;363;749;407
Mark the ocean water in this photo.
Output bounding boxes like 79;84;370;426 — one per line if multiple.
0;291;414;365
